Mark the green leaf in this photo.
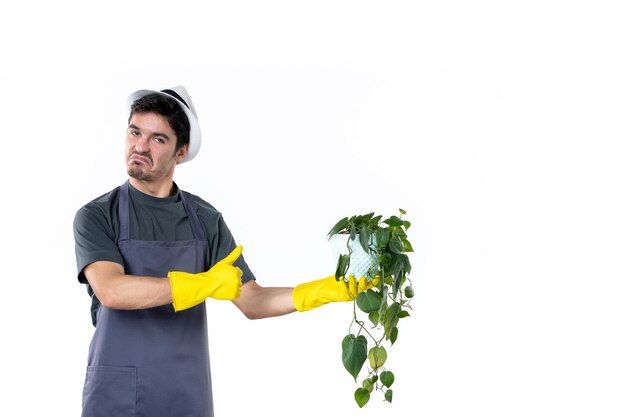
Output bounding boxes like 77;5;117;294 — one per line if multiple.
327;217;349;237
399;208;406;215
368;311;380;326
356;290;382;313
402;253;412;274
355;388;370;408
403;220;411;230
379;253;392;266
392;269;405;298
342;334;368;381
398;310;410;318
377;286;389;319
359;228;371;253
380;370;395;388
403;238;414;252
335;254;350;281
384;215;405;227
370;215;382;228
359;212;376;224
404;285;415;298
362;378;374;393
384;389;393;403
390;326;398;345
383;303;401;340
389;238;404;254
375;228;390;247
368;346;387;369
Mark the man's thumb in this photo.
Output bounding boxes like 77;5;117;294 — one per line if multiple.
221;245;243;265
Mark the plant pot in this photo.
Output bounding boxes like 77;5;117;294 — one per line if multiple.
329;233;377;281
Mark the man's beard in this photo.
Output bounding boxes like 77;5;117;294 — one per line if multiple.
127;152;153;180
127;160;154;181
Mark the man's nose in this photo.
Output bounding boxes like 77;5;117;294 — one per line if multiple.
135;135;150;152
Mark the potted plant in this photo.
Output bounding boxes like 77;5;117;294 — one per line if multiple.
327;209;414;408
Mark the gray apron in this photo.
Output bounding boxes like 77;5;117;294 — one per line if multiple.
82;181;213;417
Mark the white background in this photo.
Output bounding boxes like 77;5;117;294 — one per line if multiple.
1;1;625;416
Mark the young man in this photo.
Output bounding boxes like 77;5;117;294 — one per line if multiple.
73;86;372;417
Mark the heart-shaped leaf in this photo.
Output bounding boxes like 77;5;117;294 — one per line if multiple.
355;387;370;408
342;334;367;381
380;370;395;388
356;290;382;313
384;389;393;403
368;345;388;369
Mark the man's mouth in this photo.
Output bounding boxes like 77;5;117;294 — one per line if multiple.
129;153;152;165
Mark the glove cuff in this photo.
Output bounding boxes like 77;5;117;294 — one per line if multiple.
292;276;344;312
292;283;310;312
168;271;189;312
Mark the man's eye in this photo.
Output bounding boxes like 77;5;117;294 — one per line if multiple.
154;137;165;144
130;130;140;136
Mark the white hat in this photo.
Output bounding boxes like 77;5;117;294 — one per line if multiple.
126;86;201;163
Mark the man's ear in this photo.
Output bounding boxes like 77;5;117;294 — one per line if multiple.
175;144;189;164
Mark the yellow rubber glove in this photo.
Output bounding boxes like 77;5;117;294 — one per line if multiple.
168;246;244;312
292;275;379;312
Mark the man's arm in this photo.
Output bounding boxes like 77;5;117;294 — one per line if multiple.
87;247;244;312
87;261;297;317
84;261;173;310
233;274;381;319
232;281;296;319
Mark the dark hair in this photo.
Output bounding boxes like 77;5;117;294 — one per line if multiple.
129;93;190;152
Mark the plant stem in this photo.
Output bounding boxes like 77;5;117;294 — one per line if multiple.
352;300;378;344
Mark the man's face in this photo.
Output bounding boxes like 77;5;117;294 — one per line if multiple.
125;112;186;182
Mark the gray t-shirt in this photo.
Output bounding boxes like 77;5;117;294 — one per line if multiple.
73;182;255;324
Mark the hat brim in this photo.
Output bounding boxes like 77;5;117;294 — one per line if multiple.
126;90;201;163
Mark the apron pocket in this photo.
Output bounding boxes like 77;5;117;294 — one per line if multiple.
82;366;137;417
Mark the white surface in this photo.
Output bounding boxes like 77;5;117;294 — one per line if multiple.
1;1;625;416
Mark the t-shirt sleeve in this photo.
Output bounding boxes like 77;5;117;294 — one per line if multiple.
206;213;257;284
73;204;124;284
